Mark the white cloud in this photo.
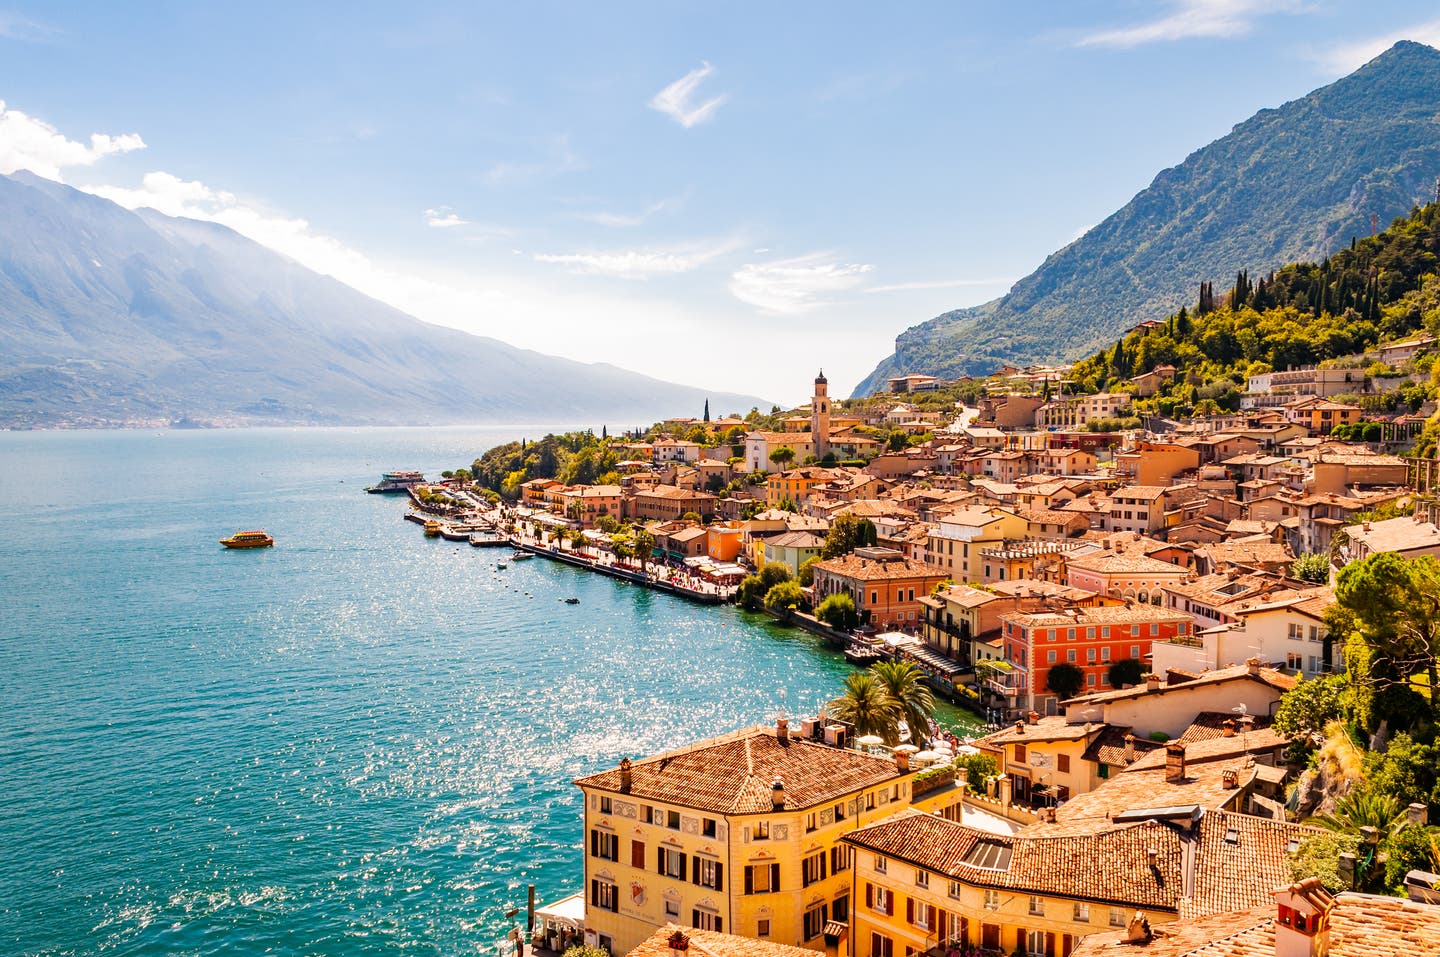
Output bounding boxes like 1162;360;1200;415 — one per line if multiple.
729;253;873;314
533;240;736;280
1076;0;1308;49
425;207;468;228
650;61;729;128
0;100;145;181
580;195;683;228
1312;22;1440;74
865;276;1016;294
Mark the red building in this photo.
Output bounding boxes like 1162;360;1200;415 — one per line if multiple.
996;603;1193;713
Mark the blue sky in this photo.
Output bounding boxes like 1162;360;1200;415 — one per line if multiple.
2;2;1439;405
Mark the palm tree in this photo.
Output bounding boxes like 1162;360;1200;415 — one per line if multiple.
831;672;900;744
633;528;656;577
1311;789;1407;835
871;660;937;746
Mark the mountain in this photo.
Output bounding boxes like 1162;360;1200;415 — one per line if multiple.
854;41;1440;397
0;171;765;427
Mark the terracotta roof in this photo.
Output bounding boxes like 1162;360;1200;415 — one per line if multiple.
1049;761;1253;824
1068;552;1188;575
1176;712;1275;745
1182;811;1325;920
764;531;825;549
627;924;824;957
1124;731;1289;771
1064;662;1297;706
976;715;1101;747
811;553;948;582
1344;516;1440;554
575;725;903;814
1001;604;1190;629
841;809;1186;912
1080;725;1162;767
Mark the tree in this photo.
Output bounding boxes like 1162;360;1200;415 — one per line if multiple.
633;528;656;576
769;446;796;468
830;672;900;743
1291;552;1331;584
798;555;823;587
703;398;710;423
954;752;998;795
1364;733;1440;814
1334;551;1440;727
736;574;767;609
821;514;878;559
1289;831;1363;893
1046;663;1085;701
1107;658;1145;689
816;593;859;630
764;581;806;612
758;562;792;591
680;511;702;524
1272;673;1346;757
1311;789;1407;836
1385;824;1440;893
564;946;611;957
871;661;937;746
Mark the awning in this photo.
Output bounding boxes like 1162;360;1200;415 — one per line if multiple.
535;892;585;930
823;920;849;941
903;642;966;678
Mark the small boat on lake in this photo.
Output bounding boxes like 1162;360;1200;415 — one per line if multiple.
564;597;580;605
424;520;442;538
366;470;426;493
510;551;534;562
220;530;274;549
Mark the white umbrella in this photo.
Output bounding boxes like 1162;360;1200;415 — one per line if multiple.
893;743;920;753
914;750;942;762
954;744;980;756
855;734;885;747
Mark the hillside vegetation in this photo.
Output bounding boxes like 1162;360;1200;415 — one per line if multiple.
855;41;1440;396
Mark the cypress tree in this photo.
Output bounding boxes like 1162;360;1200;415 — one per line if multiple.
703;399;710;422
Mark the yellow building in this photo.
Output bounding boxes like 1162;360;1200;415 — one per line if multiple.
767;468;846;508
574;720;968;956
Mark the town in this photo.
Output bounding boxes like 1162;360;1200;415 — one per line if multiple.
398;346;1440;957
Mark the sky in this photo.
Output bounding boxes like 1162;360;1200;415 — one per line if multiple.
2;2;1439;407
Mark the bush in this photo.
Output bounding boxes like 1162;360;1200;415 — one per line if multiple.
1108;658;1145;689
816;593;859;630
764;581;806;612
954;752;998;795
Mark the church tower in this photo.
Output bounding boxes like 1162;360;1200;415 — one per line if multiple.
811;370;831;459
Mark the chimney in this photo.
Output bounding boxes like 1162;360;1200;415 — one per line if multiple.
1165;743;1187;784
1027;711;1039;725
1014;719;1025;734
771;776;786;808
1124;732;1136;764
998;775;1013;806
1272;879;1334;957
1146;848;1158;867
1245;657;1262;675
668;930;691;954
1222;718;1236;737
1145;673;1161;692
619;757;633;793
1125;912;1153;944
895;750;910;772
1404;870;1440;904
776;715;789;744
1222;768;1240;789
956;766;969;790
1408;803;1429;827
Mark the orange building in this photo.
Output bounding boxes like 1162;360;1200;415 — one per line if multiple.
810;547;950;630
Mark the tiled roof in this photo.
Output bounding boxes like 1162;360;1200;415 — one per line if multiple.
1001;603;1190;628
1068;552;1188;575
976;715;1101;747
842;809;1186;911
1049;761;1253;824
1071;893;1440;957
1080;725;1162;767
1064;662;1296;706
1124;731;1289;771
1176;712;1274;745
1183;811;1324;920
574;725;902;814
627;924;824;957
811;553;948;582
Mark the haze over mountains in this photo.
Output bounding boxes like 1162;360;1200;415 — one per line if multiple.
855;41;1440;397
0;171;764;428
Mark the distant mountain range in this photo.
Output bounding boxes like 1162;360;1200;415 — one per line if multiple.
854;41;1440;397
0;171;764;427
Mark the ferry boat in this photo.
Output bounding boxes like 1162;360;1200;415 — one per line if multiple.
424;520;442;538
220;530;274;549
366;470;426;493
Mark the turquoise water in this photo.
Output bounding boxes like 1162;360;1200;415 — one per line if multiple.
0;427;976;957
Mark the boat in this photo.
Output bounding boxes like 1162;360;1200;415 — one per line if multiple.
563;597;580;605
424;520;442;538
220;530;274;549
510;551;534;562
366;470;426;493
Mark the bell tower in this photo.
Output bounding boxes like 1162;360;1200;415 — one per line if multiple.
811;370;831;459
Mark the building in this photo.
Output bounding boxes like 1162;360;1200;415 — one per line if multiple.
919;584;1018;663
632;486;720;523
745;432;818;474
624;924;827;957
997;603;1196;712
1065;552;1189;604
810;547;951;630
574;719;968;955
1152;587;1336;679
1242;368;1362;409
761;531;826;576
1061;660;1295;740
1037;393;1130;430
1338;514;1440;564
1114;444;1201;487
925;507;1029;584
767;468;845;509
1106;486;1170;535
812;371;832;460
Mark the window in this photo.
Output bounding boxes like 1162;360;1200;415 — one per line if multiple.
875;855;887;874
692;910;722;932
665;899;680;919
915;869;929;889
1087;648;1096;662
1086;627;1095;639
871;591;878;605
871;933;894;957
745;863;781;894
1029;896;1044;916
805;812;819;833
1073;902;1090;922
804;904;829;940
1067;649;1076;663
867;882;893;915
1047;651;1057;664
1110;908;1127;927
948;880;963;900
833;894;850;923
1067;628;1076;640
1058;754;1070;774
913;900;934;930
752;820;770;841
1288;623;1303;640
803;851;828;887
1130;645;1140;657
631;840;645;868
984;889;1000;911
599;796;612;814
640;805;653;824
1087;673;1097;687
702;818;717;838
1014;744;1027;764
757;920;770;938
659;847;687;878
1150;623;1159;636
1287;652;1303;670
834;802;847;821
1102;626;1111;639
1102;647;1111;662
666;809;681;830
830;844;851;875
590;830;619;861
1027;930;1046;957
590;879;617;912
696;858;724;890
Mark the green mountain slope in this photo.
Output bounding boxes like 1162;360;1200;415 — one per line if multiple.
854;41;1440;397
